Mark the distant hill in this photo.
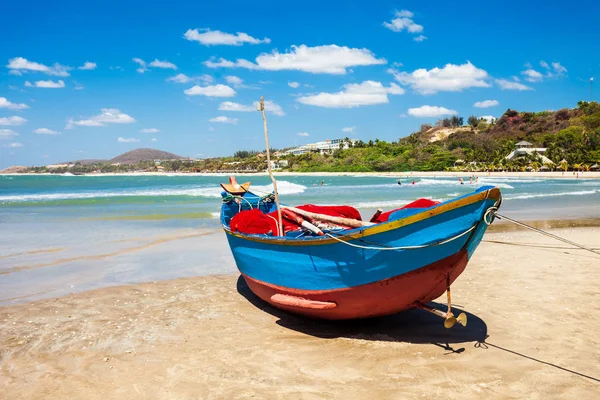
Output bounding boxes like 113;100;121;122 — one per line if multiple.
109;148;185;164
0;166;29;174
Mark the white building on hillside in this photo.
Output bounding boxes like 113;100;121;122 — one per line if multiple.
284;138;357;156
505;141;554;164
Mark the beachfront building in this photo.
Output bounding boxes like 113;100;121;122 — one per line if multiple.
284;138;357;156
505;141;554;165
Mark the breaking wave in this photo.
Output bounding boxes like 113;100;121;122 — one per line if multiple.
505;189;600;200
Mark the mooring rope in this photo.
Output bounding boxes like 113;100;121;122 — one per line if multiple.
325;225;477;251
485;207;600;256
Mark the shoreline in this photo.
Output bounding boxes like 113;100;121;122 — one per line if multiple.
1;227;599;398
3;170;600;179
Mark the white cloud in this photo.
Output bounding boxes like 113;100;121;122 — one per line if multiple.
383;10;424;34
78;62;97;70
149;59;177;69
67;108;136;128
551;62;567;75
480;115;496;123
225;75;243;85
74;82;85;90
342;126;355;133
167;73;213;84
0;97;29;110
6;57;71;77
297;132;309;137
288;81;300;88
540;61;549;69
0;129;19;139
140;128;159;133
3;142;23;148
204;44;386;75
407;105;458;118
473;99;499;108
133;58;147;73
495;78;533;91
390;62;490;94
522;68;543;82
151;138;158;142
184;84;236;97
167;73;192;83
0;116;27;126
25;79;65;88
413;35;427;42
297;80;404;108
33;128;61;135
183;28;271;46
209;116;238;124
117;137;140;143
218;100;285;116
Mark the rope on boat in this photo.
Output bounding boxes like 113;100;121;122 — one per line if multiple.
325;225;477;251
485;207;600;256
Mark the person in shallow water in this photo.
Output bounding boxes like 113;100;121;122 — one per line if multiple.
459;177;464;185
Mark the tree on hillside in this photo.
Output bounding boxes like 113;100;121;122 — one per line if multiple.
467;115;479;129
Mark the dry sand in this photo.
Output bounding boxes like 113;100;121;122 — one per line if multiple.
1;228;600;399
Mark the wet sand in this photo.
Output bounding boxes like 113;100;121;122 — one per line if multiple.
1;228;600;399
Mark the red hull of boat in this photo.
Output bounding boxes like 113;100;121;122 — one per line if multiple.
242;249;469;320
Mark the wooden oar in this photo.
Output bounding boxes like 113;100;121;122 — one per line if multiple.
282;206;374;228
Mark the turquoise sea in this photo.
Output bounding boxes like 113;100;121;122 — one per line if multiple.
1;174;599;304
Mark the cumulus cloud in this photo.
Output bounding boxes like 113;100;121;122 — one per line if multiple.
78;62;97;70
166;73;214;84
3;142;23;148
413;35;427;42
495;78;533;91
25;79;65;88
132;58;148;73
407;105;458;118
384;10;424;34
204;44;386;75
480;115;496;123
297;132;309;137
117;137;140;143
288;81;300;88
149;59;177;69
390;62;490;94
522;68;543;82
0;116;27;126
33;128;61;135
0;97;29;110
473;99;499;108
297;81;404;108
521;61;567;83
0;129;19;139
184;84;236;97
183;28;270;46
218;100;285;116
342;126;355;133
6;57;71;77
209;116;238;124
140;128;159;133
67;108;136;128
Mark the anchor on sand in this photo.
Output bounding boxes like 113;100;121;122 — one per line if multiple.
415;275;468;329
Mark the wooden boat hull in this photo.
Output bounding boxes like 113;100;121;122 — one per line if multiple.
242;249;468;320
222;186;501;320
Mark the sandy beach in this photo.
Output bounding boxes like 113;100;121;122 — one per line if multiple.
2;227;599;399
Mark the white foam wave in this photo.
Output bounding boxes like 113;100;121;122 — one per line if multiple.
505;190;599;200
0;180;307;203
417;178;514;189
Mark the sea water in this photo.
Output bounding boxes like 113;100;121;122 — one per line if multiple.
1;174;599;303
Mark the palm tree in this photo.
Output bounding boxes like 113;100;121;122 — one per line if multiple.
559;159;569;172
573;163;582;172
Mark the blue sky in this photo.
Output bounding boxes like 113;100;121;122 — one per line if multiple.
1;0;599;168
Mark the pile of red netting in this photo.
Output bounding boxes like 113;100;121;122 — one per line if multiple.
230;199;439;236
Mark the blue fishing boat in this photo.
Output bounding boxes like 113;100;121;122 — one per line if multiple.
220;182;502;325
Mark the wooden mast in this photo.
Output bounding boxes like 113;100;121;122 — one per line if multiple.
259;97;284;236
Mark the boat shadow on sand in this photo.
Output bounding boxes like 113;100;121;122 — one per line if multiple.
236;276;486;353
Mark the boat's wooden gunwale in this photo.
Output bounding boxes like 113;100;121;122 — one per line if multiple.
223;187;500;247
